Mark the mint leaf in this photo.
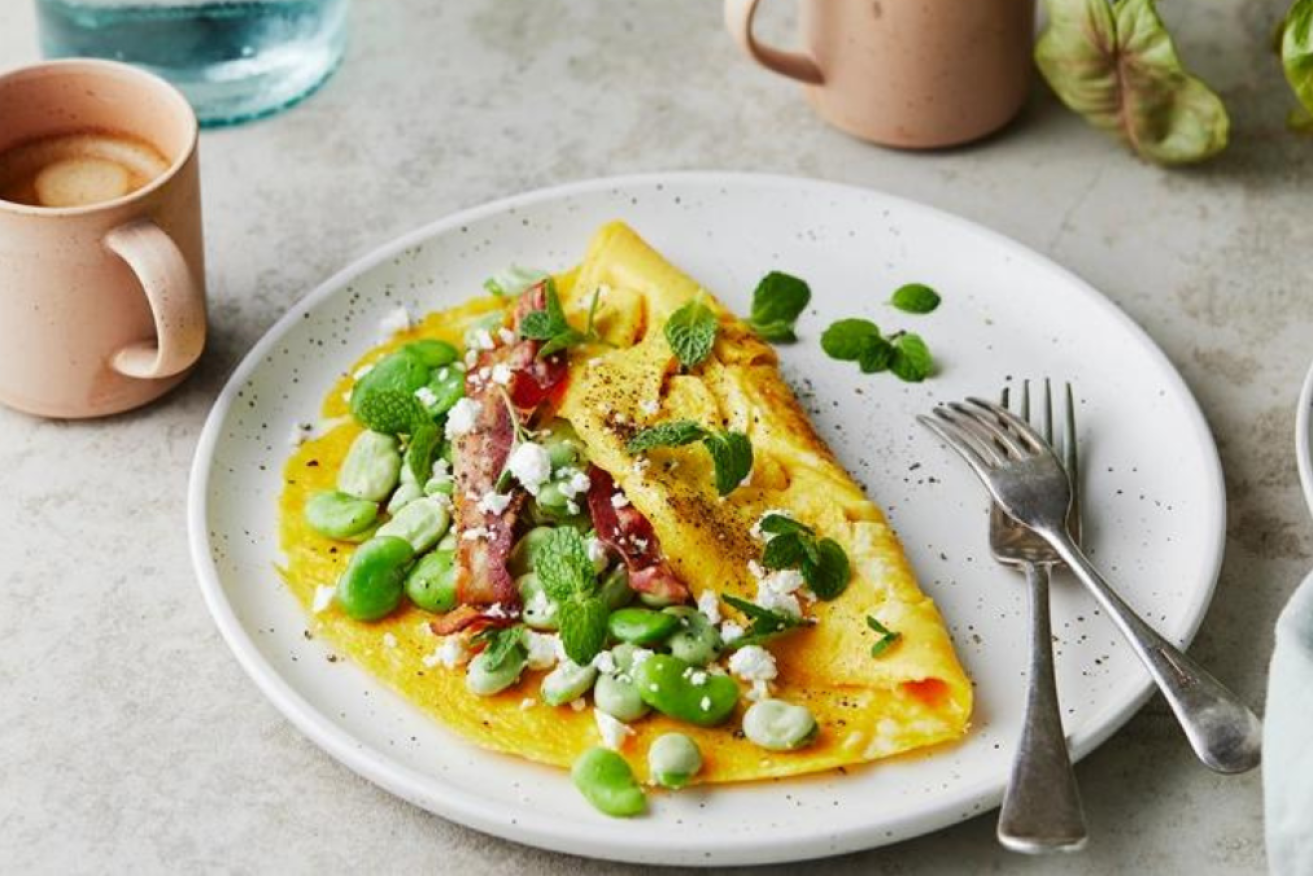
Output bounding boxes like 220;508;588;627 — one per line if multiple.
890;283;941;315
518;281;599;358
535;527;596;602
890;333;933;383
559;596;608;665
474;625;527;671
626;420;708;453
703;431;753;496
866;615;901;658
802;537;850;600
759;513;813;537
722;594;808;649
354;389;427;435
665;300;718;368
748;271;810;342
519;309;556;340
820;319;881;361
858;336;895;373
404;422;441;483
761;532;807;570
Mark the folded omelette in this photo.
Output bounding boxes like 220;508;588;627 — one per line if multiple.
279;221;971;787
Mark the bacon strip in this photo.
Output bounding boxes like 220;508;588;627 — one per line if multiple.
428;604;516;637
586;464;690;603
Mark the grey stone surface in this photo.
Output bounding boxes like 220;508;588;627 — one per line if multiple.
1;0;1308;872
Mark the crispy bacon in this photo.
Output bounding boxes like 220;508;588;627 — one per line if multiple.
504;340;569;411
428;604;516;637
586;464;691;604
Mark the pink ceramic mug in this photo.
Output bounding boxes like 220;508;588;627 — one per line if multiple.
0;59;206;419
724;0;1034;149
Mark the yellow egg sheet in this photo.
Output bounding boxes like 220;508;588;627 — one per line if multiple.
278;222;971;785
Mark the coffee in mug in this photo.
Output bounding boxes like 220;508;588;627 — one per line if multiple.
0;130;171;208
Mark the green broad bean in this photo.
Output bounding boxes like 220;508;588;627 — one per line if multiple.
404;550;457;613
540;420;584;469
422;367;464;416
637;591;679;609
598;565;634;611
633;654;739;727
647;733;702;790
335;536;414;621
540;660;598;706
741;699;819;751
509;526;556;577
436;529;458;552
338;431;403;501
386;482;423;516
593;672;650;722
375;496;450;553
664;607;723;667
439;436;456;465
404;339;458;368
518;573;559;630
423;474;454;496
571;747;646;818
533;482;569;513
304;490;379;539
607;608;679;646
609;642;640;673
350;351;430;422
465;645;528;696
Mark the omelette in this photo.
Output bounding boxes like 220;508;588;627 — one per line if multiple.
278;221;971;804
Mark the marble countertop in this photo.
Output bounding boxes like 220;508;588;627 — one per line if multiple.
3;1;1309;872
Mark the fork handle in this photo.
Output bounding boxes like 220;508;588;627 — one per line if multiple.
997;562;1088;854
1044;530;1262;774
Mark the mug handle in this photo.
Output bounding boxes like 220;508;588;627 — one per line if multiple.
103;219;206;380
723;0;824;85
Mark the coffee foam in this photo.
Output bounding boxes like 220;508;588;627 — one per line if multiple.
0;131;170;208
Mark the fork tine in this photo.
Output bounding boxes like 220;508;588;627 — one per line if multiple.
947;401;1030;458
964;398;1046;452
1065;383;1080;539
1043;379;1054;446
1021;379;1030;422
917;415;998;481
931;408;1006;465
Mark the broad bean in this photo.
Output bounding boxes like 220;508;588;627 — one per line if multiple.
741;699;819;751
404;550;457;612
518;573;559;630
607;607;679;646
664;607;723;667
350;351;430;422
375;496;450;553
465;645;527;696
304;490;378;539
335;535;414;621
571;747;646;817
509;526;556;577
338;431;402;501
422;367;464;416
404;339;458;368
540;420;584;469
386;482;423;516
633;654;739;727
647;733;702;790
594;672;650;722
598;564;634;610
540;661;598;706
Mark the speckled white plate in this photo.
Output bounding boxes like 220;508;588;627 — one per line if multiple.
1298;359;1313;517
188;173;1226;866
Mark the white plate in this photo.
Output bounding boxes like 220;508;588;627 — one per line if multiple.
1298;359;1313;517
188;173;1225;866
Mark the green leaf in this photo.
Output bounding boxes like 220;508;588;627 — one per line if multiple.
722;594;807;649
866;615;901;658
664;300;718;368
626;420;708;453
703;431;753;496
1283;0;1313;123
538;328;585;359
518;309;556;340
404;422;441;483
559;596;609;665
535;527;596;602
857;336;895;374
890;283;941;315
517;281;598;358
801;537;850;600
820;319;881;361
353;389;427;435
761;532;807;570
748;271;811;342
759;513;813;537
1035;0;1229;165
475;625;527;672
890;333;933;383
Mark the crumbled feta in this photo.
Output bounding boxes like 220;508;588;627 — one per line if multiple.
414;385;438;407
570;698;587;712
699;696;712;712
498;328;517;345
376;306;412;340
746;680;770;702
423;636;469;669
444;398;482;439
756;587;801;619
585;536;609;572
352;363;375;381
525;588;552;618
728;644;778;682
477;491;513;515
463;350;478;368
524;631;562;670
566;500;579;515
312;585;335;614
519;697;536;711
697;590;721;624
610;492;630;509
688;670;708;687
507;442;553;495
639;399;659;416
472;328;496;350
382;632;398;649
461;526;492;541
485;603;509;619
491;363;513;385
631;458;650;476
556;468;591;499
594;709;634;751
592;651;617;674
630;648;654;668
719;622;745;644
754;566;805;618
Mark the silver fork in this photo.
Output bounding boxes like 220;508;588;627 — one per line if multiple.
989;381;1086;853
919;396;1263;776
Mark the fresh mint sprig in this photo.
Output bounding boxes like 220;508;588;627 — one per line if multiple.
518;280;601;359
748;271;811;342
626;420;753;497
820;319;934;382
866;615;901;658
758;513;850;600
664;299;718;368
535;527;608;665
722;594;810;649
890;283;941;315
472;624;528;671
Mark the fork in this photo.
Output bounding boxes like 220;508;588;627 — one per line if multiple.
919;396;1263;776
990;380;1086;853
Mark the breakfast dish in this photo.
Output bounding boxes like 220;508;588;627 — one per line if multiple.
279;222;972;808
